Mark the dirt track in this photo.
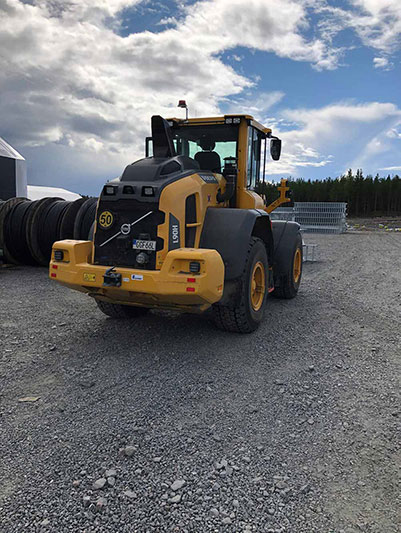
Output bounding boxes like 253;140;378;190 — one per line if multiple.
0;232;400;532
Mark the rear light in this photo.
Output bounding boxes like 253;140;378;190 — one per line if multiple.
189;261;200;273
54;250;64;261
51;273;57;278
187;278;196;283
186;287;195;292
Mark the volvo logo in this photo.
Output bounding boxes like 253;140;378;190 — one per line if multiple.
121;223;131;235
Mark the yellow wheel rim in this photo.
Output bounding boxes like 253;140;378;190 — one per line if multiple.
293;247;302;284
250;261;266;312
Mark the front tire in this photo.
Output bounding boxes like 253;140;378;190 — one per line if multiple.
212;237;268;333
96;300;149;318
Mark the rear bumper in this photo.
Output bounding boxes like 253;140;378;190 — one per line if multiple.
49;240;225;311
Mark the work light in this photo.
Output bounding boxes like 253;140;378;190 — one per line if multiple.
104;185;116;195
142;186;155;197
189;261;200;273
136;252;148;265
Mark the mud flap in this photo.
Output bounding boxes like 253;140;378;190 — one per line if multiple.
271;220;301;278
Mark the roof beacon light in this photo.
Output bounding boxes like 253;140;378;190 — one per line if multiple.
177;100;189;120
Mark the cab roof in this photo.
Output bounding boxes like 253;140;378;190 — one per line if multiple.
166;114;272;136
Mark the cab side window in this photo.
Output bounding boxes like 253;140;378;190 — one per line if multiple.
247;127;262;189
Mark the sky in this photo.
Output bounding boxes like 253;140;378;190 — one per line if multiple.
0;0;400;195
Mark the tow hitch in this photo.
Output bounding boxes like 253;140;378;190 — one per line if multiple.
103;267;121;287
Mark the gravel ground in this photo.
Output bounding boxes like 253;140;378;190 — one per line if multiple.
347;216;401;231
0;232;400;533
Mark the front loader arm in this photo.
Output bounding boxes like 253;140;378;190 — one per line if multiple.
265;178;291;214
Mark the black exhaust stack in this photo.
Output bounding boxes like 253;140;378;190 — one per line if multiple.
151;115;176;158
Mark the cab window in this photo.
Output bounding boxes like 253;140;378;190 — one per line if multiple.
172;124;239;173
247;127;262;189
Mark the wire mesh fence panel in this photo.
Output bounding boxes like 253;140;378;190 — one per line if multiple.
294;202;347;233
302;243;318;262
269;207;295;221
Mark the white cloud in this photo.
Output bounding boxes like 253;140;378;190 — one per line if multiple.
174;0;340;69
373;56;393;69
1;0;400;191
386;128;401;138
265;101;401;176
224;91;285;118
317;0;401;62
378;166;401;172
0;0;345;190
0;0;249;181
350;0;401;53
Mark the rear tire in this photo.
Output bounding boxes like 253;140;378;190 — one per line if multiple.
212;237;268;333
96;300;149;318
272;232;302;299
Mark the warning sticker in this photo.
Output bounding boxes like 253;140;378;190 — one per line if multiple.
98;210;114;229
83;273;96;282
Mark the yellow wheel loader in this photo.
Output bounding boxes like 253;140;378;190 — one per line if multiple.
50;112;302;333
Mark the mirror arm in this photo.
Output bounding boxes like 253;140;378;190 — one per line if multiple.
145;136;152;157
262;137;267;184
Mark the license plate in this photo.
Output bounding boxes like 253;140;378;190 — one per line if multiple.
132;239;156;251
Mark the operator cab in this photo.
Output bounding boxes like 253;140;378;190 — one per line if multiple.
146;114;281;196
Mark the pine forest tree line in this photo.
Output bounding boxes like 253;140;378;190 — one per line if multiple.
258;169;401;217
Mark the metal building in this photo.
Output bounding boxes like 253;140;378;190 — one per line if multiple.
0;137;27;199
27;185;81;201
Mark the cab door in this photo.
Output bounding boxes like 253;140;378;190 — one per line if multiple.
247;126;263;190
236;122;265;209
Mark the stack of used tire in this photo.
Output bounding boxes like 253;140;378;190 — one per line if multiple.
0;197;97;266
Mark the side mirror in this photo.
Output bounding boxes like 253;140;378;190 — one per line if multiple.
270;138;281;161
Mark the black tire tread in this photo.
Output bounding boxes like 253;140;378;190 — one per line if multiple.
271;277;294;299
73;198;97;240
212;237;264;334
59;198;87;240
0;197;28;264
26;197;63;266
272;232;302;300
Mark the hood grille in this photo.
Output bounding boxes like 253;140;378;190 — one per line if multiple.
94;199;164;269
